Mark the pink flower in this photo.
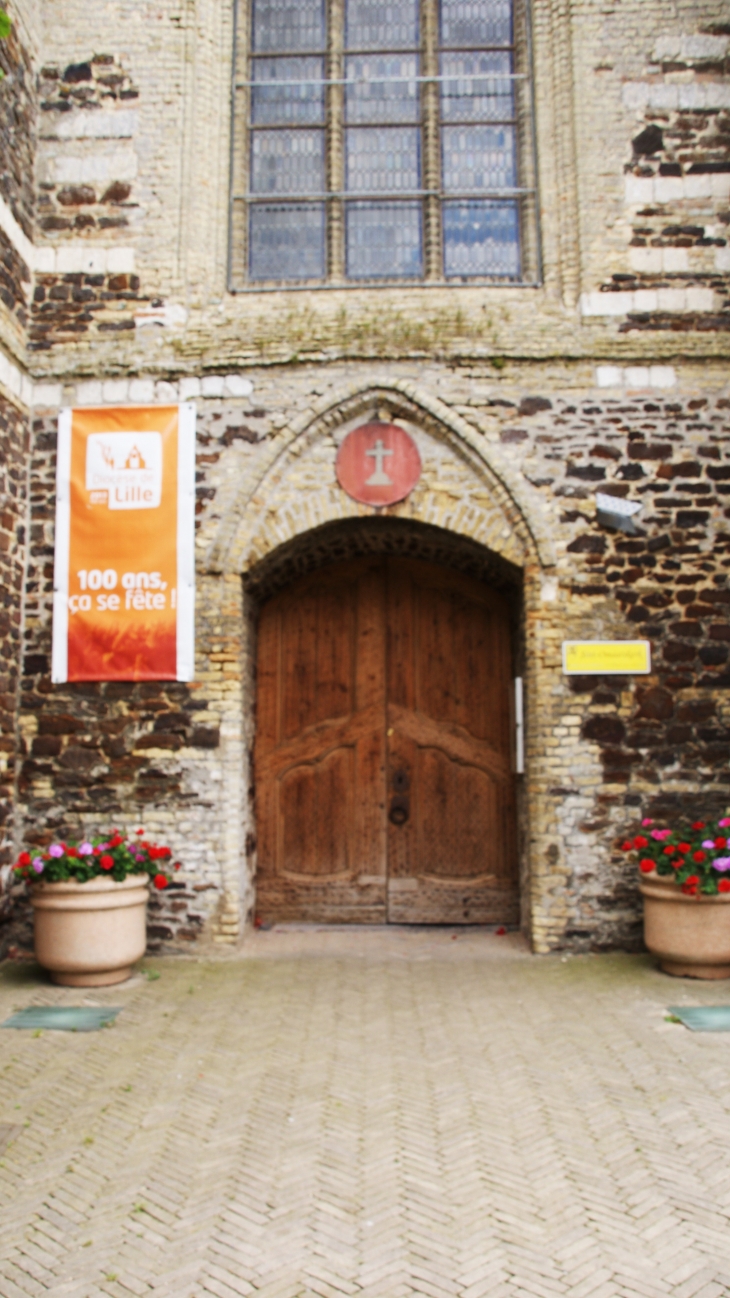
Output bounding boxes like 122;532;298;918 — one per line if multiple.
702;840;715;849
78;841;93;856
48;844;64;857
641;818;654;827
651;829;672;841
32;858;44;873
713;857;730;872
719;818;730;828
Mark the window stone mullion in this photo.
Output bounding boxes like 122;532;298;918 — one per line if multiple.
421;0;441;280
327;0;345;281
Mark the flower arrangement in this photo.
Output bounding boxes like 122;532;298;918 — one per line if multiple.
13;829;175;891
622;815;730;897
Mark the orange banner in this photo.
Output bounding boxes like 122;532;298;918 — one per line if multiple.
52;405;195;682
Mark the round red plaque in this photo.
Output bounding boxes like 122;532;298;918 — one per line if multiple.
336;423;421;507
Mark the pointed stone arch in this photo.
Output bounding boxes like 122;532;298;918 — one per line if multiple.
203;378;557;578
195;378;562;947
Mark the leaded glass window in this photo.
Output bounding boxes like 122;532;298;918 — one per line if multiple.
230;0;539;287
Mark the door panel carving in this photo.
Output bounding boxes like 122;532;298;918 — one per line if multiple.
279;747;355;879
255;554;518;925
255;559;387;922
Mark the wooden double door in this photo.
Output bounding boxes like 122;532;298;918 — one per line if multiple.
254;556;519;925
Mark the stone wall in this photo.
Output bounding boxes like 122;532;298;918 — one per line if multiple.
12;0;728;381
0;227;30;333
2;0;730;955
18;406;248;949
597;38;730;333
0;10;36;951
6;363;726;954
0;20;36;240
0;392;30;945
30;270;147;350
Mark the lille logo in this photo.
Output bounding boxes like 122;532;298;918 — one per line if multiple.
85;432;163;510
336;423;421;506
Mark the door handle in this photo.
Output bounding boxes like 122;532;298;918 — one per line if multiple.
389;795;409;825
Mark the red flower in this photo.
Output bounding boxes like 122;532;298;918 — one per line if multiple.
100;854;114;870
16;851;30;867
685;874;700;885
693;850;706;864
66;847;78;858
663;845;675;855
719;880;730;894
109;834;123;848
692;821;705;830
633;836;648;849
174;862;181;871
153;874;168;890
715;837;727;849
639;859;654;873
682;881;698;896
678;842;690;853
135;828;145;835
673;858;685;870
621;840;633;852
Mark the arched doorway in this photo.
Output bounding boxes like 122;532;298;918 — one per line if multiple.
253;524;521;925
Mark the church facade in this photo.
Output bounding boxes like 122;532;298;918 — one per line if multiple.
1;0;729;955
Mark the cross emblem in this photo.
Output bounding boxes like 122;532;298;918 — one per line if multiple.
365;438;393;486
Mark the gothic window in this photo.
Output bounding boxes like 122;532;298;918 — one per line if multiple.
230;0;539;287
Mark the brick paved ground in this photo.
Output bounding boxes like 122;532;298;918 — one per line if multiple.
2;927;730;1298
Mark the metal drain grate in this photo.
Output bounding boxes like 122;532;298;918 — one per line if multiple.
667;1005;730;1032
1;1006;122;1032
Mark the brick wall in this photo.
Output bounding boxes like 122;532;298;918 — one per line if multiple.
601;48;730;333
2;0;729;955
0;393;29;945
0;21;36;239
4;368;726;954
13;0;729;379
37;52;139;237
30;271;146;350
15;407;247;949
0;228;30;333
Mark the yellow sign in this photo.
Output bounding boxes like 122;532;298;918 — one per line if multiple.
562;641;651;675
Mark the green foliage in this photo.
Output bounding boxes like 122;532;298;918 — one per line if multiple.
13;831;176;890
621;815;730;896
0;8;10;80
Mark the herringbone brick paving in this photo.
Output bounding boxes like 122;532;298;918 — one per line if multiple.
1;927;730;1298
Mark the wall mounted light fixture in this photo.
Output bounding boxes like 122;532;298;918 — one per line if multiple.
595;491;642;535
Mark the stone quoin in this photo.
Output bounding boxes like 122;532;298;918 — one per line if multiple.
0;0;728;958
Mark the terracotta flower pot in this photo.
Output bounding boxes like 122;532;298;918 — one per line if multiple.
639;871;730;979
30;874;150;986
